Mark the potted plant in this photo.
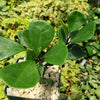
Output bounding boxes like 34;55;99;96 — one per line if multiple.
0;11;96;100
0;20;68;100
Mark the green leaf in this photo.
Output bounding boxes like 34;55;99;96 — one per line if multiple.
95;7;100;14
40;77;54;86
0;0;6;7
58;26;67;43
89;81;98;88
67;44;84;60
26;49;35;60
90;96;97;100
0;36;25;61
17;29;31;48
18;21;55;57
1;6;8;11
67;11;87;32
70;21;96;43
43;43;68;65
86;46;94;56
70;85;82;100
0;60;40;89
59;93;67;100
29;20;55;57
92;56;100;60
93;43;100;50
60;18;68;36
37;63;44;76
94;19;100;24
97;52;100;56
81;85;88;90
60;86;67;92
95;90;100;98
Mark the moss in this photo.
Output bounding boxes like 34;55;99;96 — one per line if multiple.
61;60;80;88
0;79;8;100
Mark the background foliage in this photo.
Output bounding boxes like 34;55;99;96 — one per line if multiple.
1;0;99;100
60;60;100;100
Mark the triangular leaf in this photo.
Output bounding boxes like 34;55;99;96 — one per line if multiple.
0;36;25;61
70;21;96;43
43;43;68;65
67;44;84;60
67;11;87;32
86;46;94;56
18;21;55;57
0;60;40;89
58;26;67;43
29;20;55;57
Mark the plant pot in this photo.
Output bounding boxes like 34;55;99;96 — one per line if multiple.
4;58;61;100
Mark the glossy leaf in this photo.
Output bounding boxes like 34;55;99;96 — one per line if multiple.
67;11;87;32
86;46;94;56
17;29;31;48
18;21;55;57
26;49;35;60
43;43;68;65
0;36;25;61
93;43;100;50
67;44;84;60
70;22;96;43
29;20;55;57
60;18;68;36
0;60;40;89
58;26;67;43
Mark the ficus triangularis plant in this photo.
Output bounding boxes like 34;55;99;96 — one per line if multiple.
0;11;96;89
0;20;68;89
58;11;96;60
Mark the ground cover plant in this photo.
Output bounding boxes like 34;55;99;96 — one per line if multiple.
60;60;100;100
84;7;100;60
